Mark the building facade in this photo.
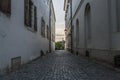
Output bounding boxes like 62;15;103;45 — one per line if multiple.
0;0;55;74
64;0;120;65
50;1;56;51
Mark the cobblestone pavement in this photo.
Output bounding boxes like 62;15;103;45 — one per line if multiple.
0;50;120;80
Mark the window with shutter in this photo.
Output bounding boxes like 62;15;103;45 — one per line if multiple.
6;0;11;14
34;6;37;31
47;25;49;39
0;0;11;16
29;0;33;27
41;18;45;37
24;0;30;26
25;0;37;32
24;0;33;27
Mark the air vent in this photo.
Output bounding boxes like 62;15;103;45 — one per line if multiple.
11;56;21;70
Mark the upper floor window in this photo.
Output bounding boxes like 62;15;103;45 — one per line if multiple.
0;0;11;16
24;0;37;32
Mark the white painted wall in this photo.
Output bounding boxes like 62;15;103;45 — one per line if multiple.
0;0;55;74
64;0;120;64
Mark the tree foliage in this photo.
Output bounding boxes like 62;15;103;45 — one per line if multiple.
55;41;64;50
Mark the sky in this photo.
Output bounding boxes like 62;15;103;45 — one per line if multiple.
52;0;65;42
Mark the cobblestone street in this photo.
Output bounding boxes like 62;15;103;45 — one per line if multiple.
0;50;120;80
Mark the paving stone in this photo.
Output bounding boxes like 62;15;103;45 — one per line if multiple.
0;50;120;80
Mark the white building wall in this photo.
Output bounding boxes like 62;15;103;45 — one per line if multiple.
0;0;55;74
64;0;120;65
50;1;56;51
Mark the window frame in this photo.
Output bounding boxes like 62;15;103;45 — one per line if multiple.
24;0;37;32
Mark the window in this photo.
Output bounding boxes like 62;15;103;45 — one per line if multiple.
72;25;75;46
76;19;79;47
47;25;49;39
24;0;32;26
24;0;37;32
34;6;37;31
117;0;120;32
0;0;11;16
41;18;45;37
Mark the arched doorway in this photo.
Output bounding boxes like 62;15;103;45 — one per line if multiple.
84;3;91;57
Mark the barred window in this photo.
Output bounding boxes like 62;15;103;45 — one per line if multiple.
0;0;11;16
41;18;45;37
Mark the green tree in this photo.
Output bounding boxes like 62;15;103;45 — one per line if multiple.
55;41;64;50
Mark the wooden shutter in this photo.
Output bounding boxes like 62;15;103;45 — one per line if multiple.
29;0;33;27
34;6;37;31
6;0;11;14
0;0;11;14
1;0;6;13
0;0;2;10
24;0;30;26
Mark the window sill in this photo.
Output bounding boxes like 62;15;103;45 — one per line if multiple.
26;27;37;33
0;11;11;18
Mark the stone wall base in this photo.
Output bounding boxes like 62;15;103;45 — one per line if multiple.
74;48;120;66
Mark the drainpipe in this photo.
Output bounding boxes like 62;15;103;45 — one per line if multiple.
70;0;73;53
49;0;52;53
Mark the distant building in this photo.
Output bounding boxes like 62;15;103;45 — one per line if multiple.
0;0;55;75
64;0;120;65
50;1;56;51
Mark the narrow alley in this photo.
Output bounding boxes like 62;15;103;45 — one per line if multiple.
1;0;120;80
0;50;120;80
